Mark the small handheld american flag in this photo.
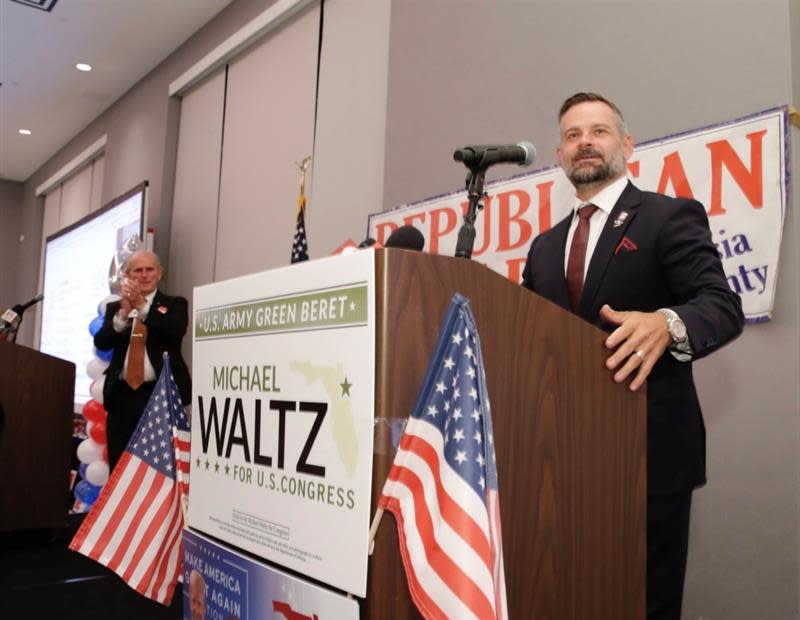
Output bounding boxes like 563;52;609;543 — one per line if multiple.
378;293;507;620
70;354;191;605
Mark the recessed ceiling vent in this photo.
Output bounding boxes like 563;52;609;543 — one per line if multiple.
10;0;59;12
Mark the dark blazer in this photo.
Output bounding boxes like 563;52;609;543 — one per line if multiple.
94;290;192;407
522;181;744;494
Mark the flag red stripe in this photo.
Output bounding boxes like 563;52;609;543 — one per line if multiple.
489;491;506;619
148;508;183;602
69;454;139;553
88;459;150;561
123;483;178;584
388;463;496;619
381;495;451;620
109;470;166;573
138;490;181;600
397;433;493;568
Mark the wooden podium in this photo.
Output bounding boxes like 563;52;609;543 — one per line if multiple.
0;342;75;532
366;248;646;619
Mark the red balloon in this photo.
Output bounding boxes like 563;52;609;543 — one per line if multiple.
89;421;107;445
102;446;109;463
82;399;106;423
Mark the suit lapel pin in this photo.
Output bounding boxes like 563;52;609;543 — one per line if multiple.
613;211;629;228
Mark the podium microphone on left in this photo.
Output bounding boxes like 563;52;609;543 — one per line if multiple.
0;293;44;342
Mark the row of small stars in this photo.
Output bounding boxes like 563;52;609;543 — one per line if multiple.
195;458;234;476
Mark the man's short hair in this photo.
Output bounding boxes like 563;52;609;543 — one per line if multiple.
559;92;627;134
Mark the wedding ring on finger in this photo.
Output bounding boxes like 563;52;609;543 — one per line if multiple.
634;350;645;362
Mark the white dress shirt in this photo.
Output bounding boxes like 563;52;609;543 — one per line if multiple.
563;175;629;277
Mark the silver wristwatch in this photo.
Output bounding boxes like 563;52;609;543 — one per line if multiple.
657;308;687;343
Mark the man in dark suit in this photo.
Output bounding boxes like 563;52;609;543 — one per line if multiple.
522;92;744;620
94;250;191;471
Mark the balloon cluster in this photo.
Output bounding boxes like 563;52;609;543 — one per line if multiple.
74;399;109;507
74;235;142;510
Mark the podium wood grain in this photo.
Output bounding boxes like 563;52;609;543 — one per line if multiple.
0;342;75;531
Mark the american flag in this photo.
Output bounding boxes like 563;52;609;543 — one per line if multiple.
291;167;309;263
379;294;507;620
70;354;191;605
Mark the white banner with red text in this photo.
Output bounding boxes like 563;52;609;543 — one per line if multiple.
368;107;789;322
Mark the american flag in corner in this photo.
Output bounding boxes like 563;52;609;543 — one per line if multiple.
291;156;311;263
379;293;507;619
69;354;191;605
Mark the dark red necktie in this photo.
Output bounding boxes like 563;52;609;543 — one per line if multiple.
566;204;598;311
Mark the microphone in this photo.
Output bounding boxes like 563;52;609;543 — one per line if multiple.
13;293;44;314
453;141;536;168
384;225;425;251
0;293;44;342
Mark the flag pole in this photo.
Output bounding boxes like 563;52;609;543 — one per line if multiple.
164;350;189;525
367;507;384;556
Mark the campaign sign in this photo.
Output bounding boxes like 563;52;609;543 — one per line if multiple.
368;107;789;322
189;251;375;596
182;528;358;619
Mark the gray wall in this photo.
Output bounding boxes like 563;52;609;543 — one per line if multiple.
8;1;800;618
0;179;23;309
13;0;281;344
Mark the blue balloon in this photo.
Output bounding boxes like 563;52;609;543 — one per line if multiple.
74;479;101;505
94;347;113;362
88;316;104;337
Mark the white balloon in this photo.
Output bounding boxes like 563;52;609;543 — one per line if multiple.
77;438;104;464
99;294;121;318
86;357;109;380
90;378;105;404
85;460;110;486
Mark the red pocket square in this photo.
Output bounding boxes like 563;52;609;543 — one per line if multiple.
157;305;168;314
615;237;638;255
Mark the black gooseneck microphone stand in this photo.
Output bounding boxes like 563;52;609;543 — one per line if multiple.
453;164;489;259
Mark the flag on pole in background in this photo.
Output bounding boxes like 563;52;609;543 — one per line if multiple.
70;354;191;605
291;156;311;263
378;293;507;620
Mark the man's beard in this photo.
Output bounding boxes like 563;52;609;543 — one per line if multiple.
567;147;626;187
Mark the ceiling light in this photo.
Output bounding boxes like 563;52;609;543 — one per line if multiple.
76;63;92;72
18;129;32;135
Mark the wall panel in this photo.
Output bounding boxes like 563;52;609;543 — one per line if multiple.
215;2;319;280
168;69;226;368
59;164;93;228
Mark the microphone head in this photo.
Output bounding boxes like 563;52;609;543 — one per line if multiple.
517;141;536;166
384;225;425;251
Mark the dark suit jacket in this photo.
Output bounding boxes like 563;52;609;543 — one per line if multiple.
94;290;191;407
522;181;743;494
